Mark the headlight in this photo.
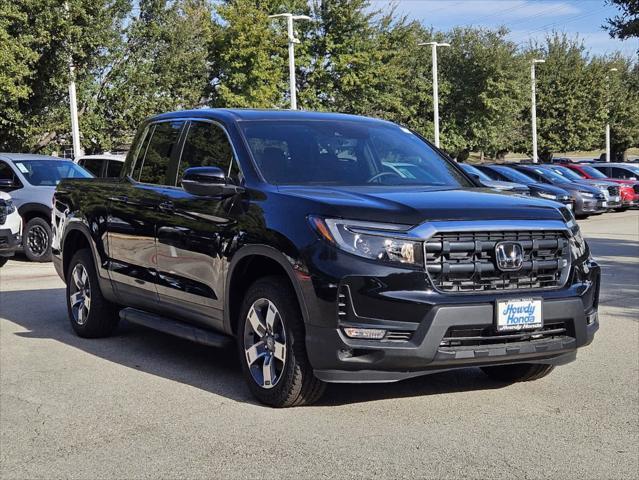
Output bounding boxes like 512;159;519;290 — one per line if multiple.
309;217;423;267
580;191;594;199
567;221;587;262
538;192;557;200
0;199;15;215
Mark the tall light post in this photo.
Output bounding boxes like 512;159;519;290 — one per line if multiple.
65;2;82;160
268;13;312;110
606;67;618;163
530;58;545;164
418;41;450;148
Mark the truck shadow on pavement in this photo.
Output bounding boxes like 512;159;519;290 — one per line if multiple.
1;288;511;407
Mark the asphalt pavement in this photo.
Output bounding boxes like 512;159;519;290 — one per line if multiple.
1;211;637;479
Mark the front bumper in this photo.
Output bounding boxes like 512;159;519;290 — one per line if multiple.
304;255;600;383
575;197;607;215
0;228;21;257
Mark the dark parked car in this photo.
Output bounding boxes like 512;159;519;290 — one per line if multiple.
458;163;529;194
508;164;607;217
475;164;573;207
52;110;599;407
0;153;92;261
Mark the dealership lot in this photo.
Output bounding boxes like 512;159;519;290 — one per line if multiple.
1;211;637;479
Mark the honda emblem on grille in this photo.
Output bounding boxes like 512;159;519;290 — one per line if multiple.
495;241;524;271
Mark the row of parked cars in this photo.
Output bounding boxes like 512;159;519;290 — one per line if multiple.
0;153;123;266
0;147;637;267
458;161;639;218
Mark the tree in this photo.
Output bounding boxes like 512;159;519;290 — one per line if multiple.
439;27;528;159
605;0;639;40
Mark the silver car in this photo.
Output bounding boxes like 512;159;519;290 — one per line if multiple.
0;153;92;261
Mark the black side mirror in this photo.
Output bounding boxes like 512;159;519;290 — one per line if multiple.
181;166;243;197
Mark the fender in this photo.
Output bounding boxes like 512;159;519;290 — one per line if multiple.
18;202;51;221
223;244;311;335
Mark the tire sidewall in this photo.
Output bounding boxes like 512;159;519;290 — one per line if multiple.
24;217;52;262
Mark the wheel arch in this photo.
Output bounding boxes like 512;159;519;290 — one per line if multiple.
224;245;310;336
18;203;51;224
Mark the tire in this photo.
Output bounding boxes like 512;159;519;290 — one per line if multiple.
23;217;52;262
481;363;555;383
238;276;325;407
66;249;119;338
0;257;8;268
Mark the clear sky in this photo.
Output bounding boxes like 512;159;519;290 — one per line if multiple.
369;0;638;58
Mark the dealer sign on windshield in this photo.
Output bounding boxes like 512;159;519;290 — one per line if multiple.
496;298;543;332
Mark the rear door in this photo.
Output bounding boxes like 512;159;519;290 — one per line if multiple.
154;119;241;328
106;120;185;306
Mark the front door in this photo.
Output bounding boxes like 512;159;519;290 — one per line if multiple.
107;120;185;306
155;120;242;329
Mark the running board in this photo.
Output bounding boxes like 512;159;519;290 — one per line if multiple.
119;308;232;348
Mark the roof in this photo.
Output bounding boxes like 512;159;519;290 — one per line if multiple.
0;153;64;162
149;108;395;126
78;154;126;162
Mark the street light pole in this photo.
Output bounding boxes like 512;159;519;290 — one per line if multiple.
268;13;312;110
65;2;82;160
418;41;450;148
530;59;545;164
606;67;618;163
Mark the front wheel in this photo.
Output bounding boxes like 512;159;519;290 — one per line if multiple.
238;276;325;407
23;217;52;262
481;363;555;383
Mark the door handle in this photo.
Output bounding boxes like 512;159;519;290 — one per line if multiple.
158;201;175;212
109;195;128;203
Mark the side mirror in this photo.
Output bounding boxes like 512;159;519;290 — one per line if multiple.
181;166;243;197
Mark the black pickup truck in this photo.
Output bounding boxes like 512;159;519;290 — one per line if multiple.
52;109;600;407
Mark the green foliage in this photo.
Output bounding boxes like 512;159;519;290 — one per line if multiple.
605;0;639;41
0;0;637;158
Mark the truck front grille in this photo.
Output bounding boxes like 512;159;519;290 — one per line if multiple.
607;185;619;196
424;230;570;293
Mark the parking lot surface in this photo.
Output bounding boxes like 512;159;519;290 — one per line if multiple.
1;211;638;479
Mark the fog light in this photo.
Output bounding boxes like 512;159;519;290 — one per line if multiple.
343;328;386;340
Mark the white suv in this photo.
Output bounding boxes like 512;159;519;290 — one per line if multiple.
0;191;22;267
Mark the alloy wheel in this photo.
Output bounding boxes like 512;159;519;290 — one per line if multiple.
69;264;91;325
243;298;287;389
27;225;49;257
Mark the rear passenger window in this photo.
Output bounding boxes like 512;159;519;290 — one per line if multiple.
106;160;123;178
80;158;103;176
138;121;184;185
177;121;235;183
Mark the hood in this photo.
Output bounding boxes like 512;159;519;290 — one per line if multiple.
482;180;529;192
276;185;566;225
528;183;570;198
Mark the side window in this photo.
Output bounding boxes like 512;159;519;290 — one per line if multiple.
139;121;184;185
177;121;235;183
80;158;103;176
106;160;124;178
131;126;153;181
594;166;609;177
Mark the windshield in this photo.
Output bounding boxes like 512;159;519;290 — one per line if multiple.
550;166;583;181
240;120;471;187
581;166;606;178
492;166;535;184
459;163;492;182
13;160;92;186
528;167;571;184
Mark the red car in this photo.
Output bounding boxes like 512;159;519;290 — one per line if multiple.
565;163;639;208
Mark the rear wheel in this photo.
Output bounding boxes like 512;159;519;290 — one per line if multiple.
481;363;555;383
66;249;119;338
23;217;52;262
238;276;325;407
